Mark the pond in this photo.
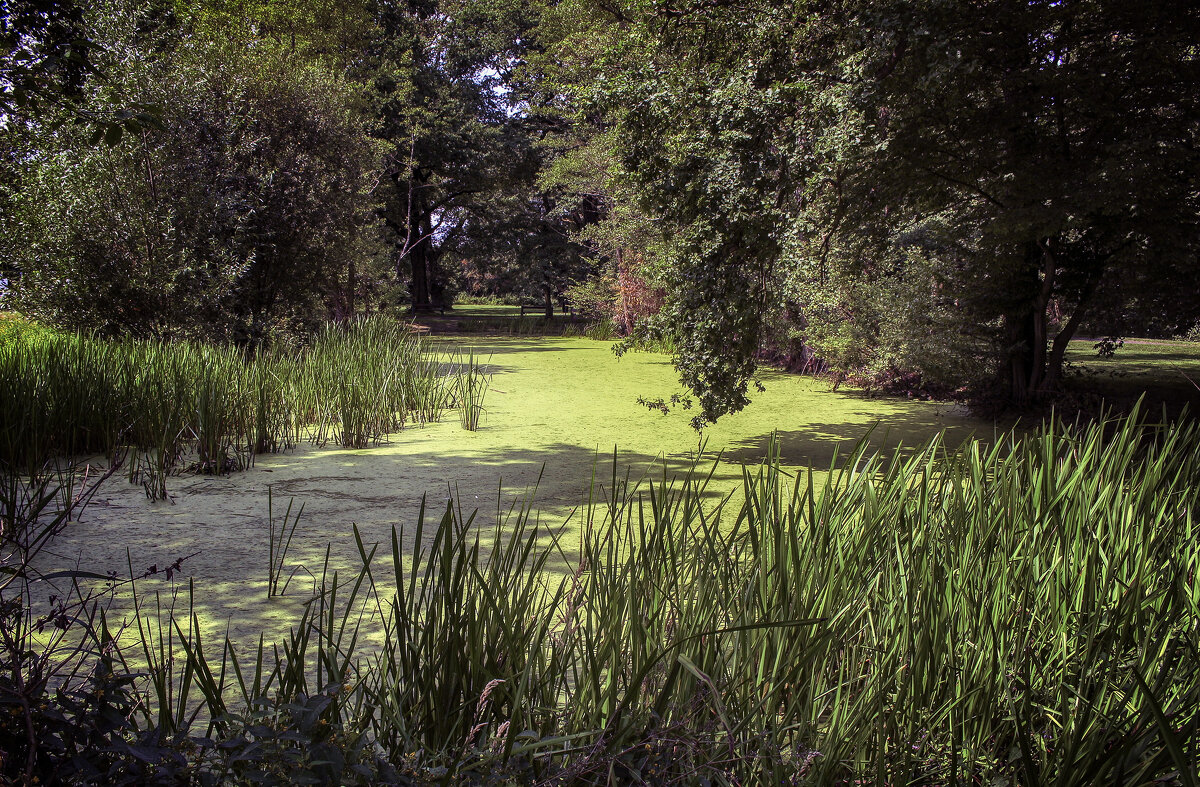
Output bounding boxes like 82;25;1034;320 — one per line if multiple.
48;336;996;644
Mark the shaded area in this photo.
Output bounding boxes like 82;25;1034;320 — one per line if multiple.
1065;339;1200;413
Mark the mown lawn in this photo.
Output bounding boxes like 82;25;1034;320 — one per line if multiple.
1066;337;1200;411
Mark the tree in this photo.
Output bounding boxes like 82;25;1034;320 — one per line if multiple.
521;2;669;330
829;0;1200;403
2;4;380;344
368;0;538;310
2;0;95;118
573;0;1200;419
2;0;163;140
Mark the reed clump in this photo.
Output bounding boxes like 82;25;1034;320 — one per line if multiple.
448;351;491;431
0;317;462;499
6;407;1197;784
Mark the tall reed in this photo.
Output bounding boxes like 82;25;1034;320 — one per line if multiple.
449;351;491;431
22;407;1195;784
0;317;461;496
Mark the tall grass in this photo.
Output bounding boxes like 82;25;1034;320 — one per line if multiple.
9;408;1196;784
0;317;465;498
449;351;491;431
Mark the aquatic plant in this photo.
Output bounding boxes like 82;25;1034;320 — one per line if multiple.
265;487;306;598
6;407;1197;784
0;317;463;495
451;351;491;431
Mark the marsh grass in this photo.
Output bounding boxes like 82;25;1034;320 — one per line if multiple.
14;407;1195;784
450;351;491;431
265;487;306;598
0;317;463;497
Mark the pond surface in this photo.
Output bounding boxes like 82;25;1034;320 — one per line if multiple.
42;337;995;644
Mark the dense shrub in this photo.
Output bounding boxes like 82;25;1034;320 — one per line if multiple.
0;4;380;346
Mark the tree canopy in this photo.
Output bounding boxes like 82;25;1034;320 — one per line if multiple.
2;0;1196;410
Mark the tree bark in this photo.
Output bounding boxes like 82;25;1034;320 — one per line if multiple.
1041;265;1103;393
406;207;433;310
1003;308;1035;405
1002;243;1044;403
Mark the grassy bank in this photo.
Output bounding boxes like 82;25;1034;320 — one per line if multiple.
4;408;1198;784
1066;338;1200;412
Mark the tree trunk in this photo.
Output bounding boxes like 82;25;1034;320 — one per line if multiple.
1042;318;1076;393
543;285;553;318
410;245;430;309
1041;266;1103;393
408;209;433;310
1002;240;1068;404
1003;309;1035;405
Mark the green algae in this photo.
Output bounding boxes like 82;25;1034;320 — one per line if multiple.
47;337;997;645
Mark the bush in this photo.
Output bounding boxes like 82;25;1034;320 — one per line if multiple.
452;293;524;307
564;275;617;323
0;311;58;345
0;5;380;346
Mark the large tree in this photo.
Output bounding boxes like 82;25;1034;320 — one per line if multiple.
368;0;538;310
833;0;1200;402
579;0;1200;419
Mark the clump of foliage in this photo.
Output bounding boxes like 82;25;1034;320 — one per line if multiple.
0;311;58;345
564;274;616;324
1;1;383;346
534;0;1200;420
4;407;1199;784
0;316;465;499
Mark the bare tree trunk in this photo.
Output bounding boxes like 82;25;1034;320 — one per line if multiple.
407;208;433;310
1041;266;1102;393
1002;241;1063;404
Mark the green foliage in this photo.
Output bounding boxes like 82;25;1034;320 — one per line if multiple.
581;321;618;341
452;293;524;307
563;274;615;323
555;0;1200;416
452;314;584;336
1;0;93;115
369;0;560;310
1;2;382;344
0;317;458;498
5;408;1200;783
0;311;58;345
823;0;1200;402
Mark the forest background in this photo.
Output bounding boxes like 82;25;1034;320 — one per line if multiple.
3;0;1198;422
